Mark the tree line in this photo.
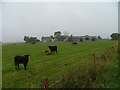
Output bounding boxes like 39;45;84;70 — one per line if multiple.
24;36;40;44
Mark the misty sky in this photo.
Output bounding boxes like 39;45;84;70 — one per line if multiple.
2;2;118;42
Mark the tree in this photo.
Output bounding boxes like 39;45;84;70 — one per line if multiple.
24;36;39;44
97;36;102;40
85;37;89;40
110;33;120;40
54;31;62;42
50;35;54;41
54;31;61;37
29;37;37;44
24;36;30;43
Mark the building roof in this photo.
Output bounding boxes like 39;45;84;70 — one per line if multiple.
41;37;52;41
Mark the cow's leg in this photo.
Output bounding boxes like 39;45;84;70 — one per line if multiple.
24;64;27;70
18;63;20;70
15;63;17;70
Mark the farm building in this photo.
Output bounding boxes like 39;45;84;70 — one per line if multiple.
41;36;53;42
72;36;80;42
69;35;98;42
60;35;69;42
41;35;99;42
41;35;69;42
80;35;98;42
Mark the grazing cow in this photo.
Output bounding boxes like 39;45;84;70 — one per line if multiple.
72;42;77;45
48;46;57;53
44;50;52;55
45;50;49;53
14;55;30;70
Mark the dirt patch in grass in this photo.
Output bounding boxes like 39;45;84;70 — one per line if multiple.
51;63;67;68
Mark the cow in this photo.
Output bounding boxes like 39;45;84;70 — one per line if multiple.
48;46;57;53
44;50;52;55
14;55;30;70
72;42;77;45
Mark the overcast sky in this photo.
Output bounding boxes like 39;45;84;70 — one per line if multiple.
2;2;118;42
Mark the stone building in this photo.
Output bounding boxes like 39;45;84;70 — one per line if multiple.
41;36;53;42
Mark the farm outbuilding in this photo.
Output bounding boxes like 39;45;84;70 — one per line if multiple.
79;35;97;42
41;36;53;42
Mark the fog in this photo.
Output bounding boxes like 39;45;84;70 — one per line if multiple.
2;2;118;42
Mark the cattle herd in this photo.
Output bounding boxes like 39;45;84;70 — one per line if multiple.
14;45;57;70
14;42;77;70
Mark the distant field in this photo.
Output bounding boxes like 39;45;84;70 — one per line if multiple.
2;42;24;46
2;41;117;88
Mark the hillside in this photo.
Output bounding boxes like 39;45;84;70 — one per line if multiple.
2;41;118;88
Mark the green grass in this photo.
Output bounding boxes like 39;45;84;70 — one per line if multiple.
92;53;119;88
2;41;117;88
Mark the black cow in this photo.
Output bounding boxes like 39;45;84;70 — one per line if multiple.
72;42;77;45
14;55;30;70
48;46;57;53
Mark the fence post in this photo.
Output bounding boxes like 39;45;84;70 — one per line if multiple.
93;52;96;63
92;52;97;80
41;78;49;89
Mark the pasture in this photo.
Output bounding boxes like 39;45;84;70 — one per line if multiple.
2;41;117;88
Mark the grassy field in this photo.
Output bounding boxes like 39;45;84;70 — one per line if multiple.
2;41;117;88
